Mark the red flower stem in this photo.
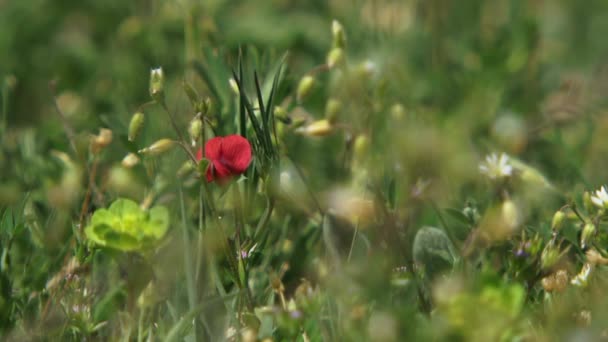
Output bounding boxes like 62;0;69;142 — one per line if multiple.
200;180;254;311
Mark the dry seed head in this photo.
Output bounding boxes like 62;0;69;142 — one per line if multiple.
121;153;140;168
296;119;333;137
138;138;176;156
91;128;113;153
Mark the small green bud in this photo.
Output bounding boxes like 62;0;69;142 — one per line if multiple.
571;263;593;287
274;105;290;123
327;48;345;69
580;222;596;249
501;199;520;231
128;112;145;142
188;117;202;146
390;103;406;120
325;98;342;123
296;75;315;103
177;160;195;177
149;67;165;103
551;210;566;231
138;138;176;156
331;20;346;48
150;67;165;102
541;242;561;270
353;135;369;161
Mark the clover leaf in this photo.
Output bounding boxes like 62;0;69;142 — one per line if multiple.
85;198;170;252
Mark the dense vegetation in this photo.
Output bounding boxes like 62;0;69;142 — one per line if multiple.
2;0;608;340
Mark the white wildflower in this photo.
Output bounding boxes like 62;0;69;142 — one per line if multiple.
590;186;608;208
479;153;513;179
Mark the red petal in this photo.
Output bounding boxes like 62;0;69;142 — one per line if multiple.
196;147;203;161
219;135;252;174
213;159;232;178
204;136;223;161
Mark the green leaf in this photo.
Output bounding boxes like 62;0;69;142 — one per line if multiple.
143;205;169;239
84;198;171;253
413;226;457;279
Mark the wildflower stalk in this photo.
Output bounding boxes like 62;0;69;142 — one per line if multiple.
178;185;198;341
200;177;253;312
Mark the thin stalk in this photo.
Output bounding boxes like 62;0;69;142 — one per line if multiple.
178;185;197;342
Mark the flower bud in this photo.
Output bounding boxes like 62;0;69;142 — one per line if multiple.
541;242;562;270
296;75;315;103
571;263;593;287
541;269;568;293
331;20;346;48
353;134;369;164
121;153;140;168
325;98;342;123
580;222;596;249
188;117;202;146
295;119;333;137
138;138;176;156
586;248;608;265
177;160;195;177
501;199;520;231
327;48;345;69
128;111;145;142
274;105;289;123
149;67;165;103
551;210;566;231
91;128;113;153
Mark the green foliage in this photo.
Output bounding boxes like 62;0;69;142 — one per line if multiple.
85;198;169;252
4;0;608;340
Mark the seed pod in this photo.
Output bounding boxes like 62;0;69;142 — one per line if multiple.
580;222;596;249
325;98;342;123
296;75;315;103
138;138;175;156
296;119;333;137
188;117;202;146
327;48;345;69
128;112;145;142
121;153;140;168
331;20;346;48
551;210;566;231
91;128;113;153
177;160;195;177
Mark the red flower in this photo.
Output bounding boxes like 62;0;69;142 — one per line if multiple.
196;134;252;183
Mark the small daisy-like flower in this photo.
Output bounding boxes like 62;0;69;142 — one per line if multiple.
590;186;608;208
479;153;513;179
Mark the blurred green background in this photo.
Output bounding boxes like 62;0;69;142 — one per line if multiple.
3;0;608;341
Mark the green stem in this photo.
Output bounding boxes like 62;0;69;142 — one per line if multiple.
178;185;197;342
